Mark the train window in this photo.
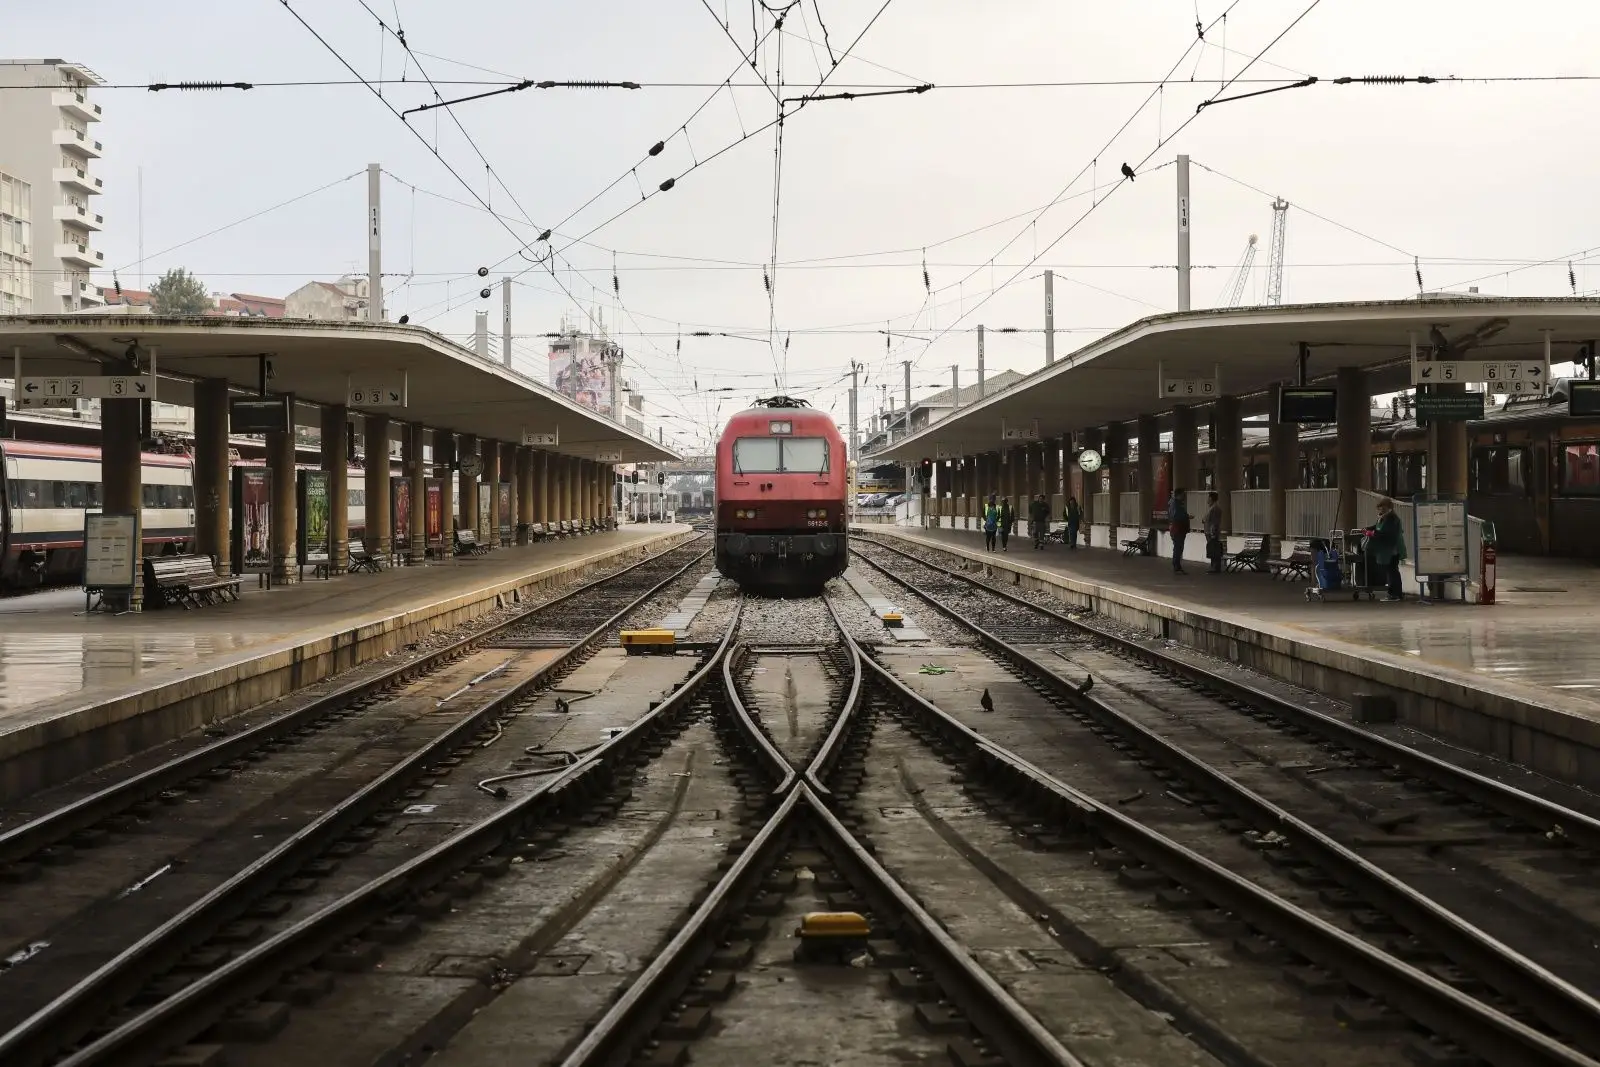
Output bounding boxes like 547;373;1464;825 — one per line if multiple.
1560;442;1600;496
86;481;102;507
780;437;829;473
1371;456;1392;495
733;437;782;473
1471;446;1527;495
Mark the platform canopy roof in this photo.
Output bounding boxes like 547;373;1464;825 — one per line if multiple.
870;297;1600;462
0;316;676;462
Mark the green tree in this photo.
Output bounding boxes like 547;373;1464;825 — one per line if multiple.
148;268;212;316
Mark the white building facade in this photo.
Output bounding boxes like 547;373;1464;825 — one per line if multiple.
0;59;106;312
0;170;33;315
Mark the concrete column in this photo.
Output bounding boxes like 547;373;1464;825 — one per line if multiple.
102;396;144;610
193;379;230;569
434;429;455;551
535;450;550;525
1172;405;1198;492
1044;439;1061;504
1335;367;1371;532
557;455;571;523
267;426;297;583
603;463;614;523
513;447;531;543
364;414;392;558
1268;384;1299;544
321;406;349;572
457;433;478;536
1105;423;1124;532
1136;414;1158;525
1428;384;1470;498
408;422;427;565
1214;397;1242;534
483;439;501;547
581;459;594;525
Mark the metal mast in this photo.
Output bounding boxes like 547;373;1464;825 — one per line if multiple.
1266;198;1289;306
1225;235;1258;308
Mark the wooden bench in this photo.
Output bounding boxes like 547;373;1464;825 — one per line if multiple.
1225;536;1269;573
143;554;241;609
1266;540;1315;582
347;538;382;573
455;528;488;556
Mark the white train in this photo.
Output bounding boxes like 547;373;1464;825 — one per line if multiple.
0;440;370;589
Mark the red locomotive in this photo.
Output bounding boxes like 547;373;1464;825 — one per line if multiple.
715;397;849;592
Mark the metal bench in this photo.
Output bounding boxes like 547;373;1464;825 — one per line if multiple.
455;528;488;556
1225;536;1269;573
1266;540;1315;581
347;538;382;573
1120;532;1149;556
143;554;242;609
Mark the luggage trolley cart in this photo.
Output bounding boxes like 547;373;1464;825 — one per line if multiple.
1304;533;1344;602
1346;527;1385;601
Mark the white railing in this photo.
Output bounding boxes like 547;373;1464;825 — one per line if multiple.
1118;493;1144;527
1230;488;1271;534
1286;488;1340;539
1090;491;1110;523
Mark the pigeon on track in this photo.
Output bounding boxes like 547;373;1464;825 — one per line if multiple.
979;687;995;713
1077;675;1094;695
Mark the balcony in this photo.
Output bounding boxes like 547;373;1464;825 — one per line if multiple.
53;204;103;231
55;241;101;268
52;167;100;195
52;90;101;123
52;128;103;159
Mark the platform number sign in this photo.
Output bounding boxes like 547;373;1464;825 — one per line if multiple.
346;374;408;408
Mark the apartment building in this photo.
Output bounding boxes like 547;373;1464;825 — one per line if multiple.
284;275;370;320
0;59;106;312
0;171;32;315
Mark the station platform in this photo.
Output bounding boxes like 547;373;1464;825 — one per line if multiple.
856;523;1600;790
0;525;694;799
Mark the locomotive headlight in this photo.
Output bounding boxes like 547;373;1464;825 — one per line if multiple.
806;509;824;519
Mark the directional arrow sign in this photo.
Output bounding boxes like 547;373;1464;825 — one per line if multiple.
18;375;155;400
594;450;622;463
1411;359;1548;388
347;373;408;408
522;430;559;447
1157;366;1219;400
15;395;76;409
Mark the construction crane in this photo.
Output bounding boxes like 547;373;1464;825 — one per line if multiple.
1222;234;1259;308
1266;197;1289;305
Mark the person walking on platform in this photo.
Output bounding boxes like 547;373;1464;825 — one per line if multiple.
998;497;1016;551
1371;497;1408;601
1029;493;1051;549
982;495;1000;552
1065;496;1082;550
1203;491;1224;573
1167;488;1190;574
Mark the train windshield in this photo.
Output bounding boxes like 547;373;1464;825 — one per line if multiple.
733;437;830;474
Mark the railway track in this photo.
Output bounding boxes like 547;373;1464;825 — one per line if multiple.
13;556;1599;1066
0;535;713;1067
849;535;1600;1062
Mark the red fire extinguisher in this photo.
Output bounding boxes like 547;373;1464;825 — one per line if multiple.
1479;522;1497;605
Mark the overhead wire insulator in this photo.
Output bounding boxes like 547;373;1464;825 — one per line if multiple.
1414;256;1424;295
1571;262;1579;295
763;270;771;294
922;248;930;292
648;141;665;157
148;81;253;92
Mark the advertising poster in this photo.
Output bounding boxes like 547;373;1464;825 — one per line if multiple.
477;490;492;542
232;468;273;574
547;335;616;418
298;470;330;566
425;478;445;551
498;483;513;541
391;477;413;553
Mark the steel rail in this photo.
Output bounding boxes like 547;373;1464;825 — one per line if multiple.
856;532;1600;850
0;535;709;868
0;543;717;1067
845;575;1600;1067
805;597;865;796
718;643;797;795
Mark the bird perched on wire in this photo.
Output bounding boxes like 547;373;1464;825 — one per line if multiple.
1120;163;1136;181
979;688;994;713
1077;674;1094;695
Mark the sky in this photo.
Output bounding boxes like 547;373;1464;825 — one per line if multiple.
10;0;1600;454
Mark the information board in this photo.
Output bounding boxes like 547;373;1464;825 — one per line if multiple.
298;471;331;566
498;483;513;541
1412;498;1469;578
1278;387;1338;424
478;491;492;541
1570;380;1600;417
1415;391;1485;422
83;512;139;590
231;396;292;434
